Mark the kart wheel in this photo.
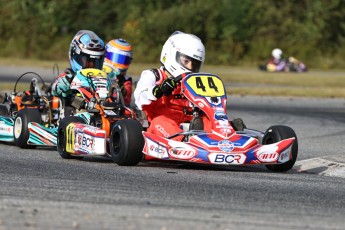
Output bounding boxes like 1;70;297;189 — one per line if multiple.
14;108;42;149
110;119;144;166
0;104;9;116
262;125;298;172
57;116;85;159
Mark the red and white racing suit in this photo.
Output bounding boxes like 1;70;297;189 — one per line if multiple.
134;67;193;141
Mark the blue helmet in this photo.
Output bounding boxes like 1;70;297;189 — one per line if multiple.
104;38;133;74
69;30;105;72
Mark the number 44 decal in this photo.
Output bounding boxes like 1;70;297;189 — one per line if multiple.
186;75;225;97
196;77;218;92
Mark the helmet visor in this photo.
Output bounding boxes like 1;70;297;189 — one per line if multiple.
105;51;132;66
176;52;202;72
74;52;104;70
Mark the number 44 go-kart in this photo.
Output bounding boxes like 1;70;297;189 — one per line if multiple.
111;73;298;172
58;73;298;171
0;72;61;148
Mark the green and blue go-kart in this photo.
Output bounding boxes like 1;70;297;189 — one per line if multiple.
0;72;63;148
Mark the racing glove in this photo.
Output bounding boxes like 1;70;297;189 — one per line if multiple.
152;85;163;98
152;78;176;98
52;76;72;97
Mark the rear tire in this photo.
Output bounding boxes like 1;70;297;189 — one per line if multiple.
262;125;298;172
110;119;144;166
13;108;42;149
57;116;85;159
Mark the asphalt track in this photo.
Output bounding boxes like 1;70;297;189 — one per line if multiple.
0;67;345;229
0;65;57;83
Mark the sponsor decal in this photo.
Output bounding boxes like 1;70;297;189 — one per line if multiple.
0;126;11;133
216;120;231;129
218;140;234;153
257;152;279;162
208;152;246;165
193;54;202;60
84;126;101;134
75;133;97;151
206;97;221;106
255;145;278;162
77;133;83;146
81;135;95;149
214;112;227;121
169;147;196;159
140;88;149;94
146;139;168;159
155;125;169;138
278;148;291;163
150;144;165;153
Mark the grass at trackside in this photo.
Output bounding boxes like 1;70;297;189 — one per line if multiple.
125;63;345;98
228;86;345;98
1;58;345;98
200;65;345;98
0;58;69;69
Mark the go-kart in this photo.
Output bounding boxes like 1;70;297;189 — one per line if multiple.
57;68;138;161
111;73;298;172
0;72;61;148
259;56;308;73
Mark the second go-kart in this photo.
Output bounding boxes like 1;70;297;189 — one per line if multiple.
111;73;298;171
56;68;140;162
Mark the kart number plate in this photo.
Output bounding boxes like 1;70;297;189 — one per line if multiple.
186;75;225;97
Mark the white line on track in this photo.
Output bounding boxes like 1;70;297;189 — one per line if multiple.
293;157;345;178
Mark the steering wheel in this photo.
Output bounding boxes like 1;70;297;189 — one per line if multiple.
14;72;47;93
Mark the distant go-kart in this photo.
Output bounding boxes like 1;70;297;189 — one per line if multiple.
111;73;298;172
259;56;308;73
0;72;61;148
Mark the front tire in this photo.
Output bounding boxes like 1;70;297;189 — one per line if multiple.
262;125;298;172
110;119;144;166
14;108;42;149
57;116;85;159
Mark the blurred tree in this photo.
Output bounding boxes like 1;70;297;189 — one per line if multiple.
0;0;344;68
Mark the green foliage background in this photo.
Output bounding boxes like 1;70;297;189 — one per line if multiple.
1;0;345;69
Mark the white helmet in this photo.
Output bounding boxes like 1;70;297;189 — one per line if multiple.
272;48;283;60
160;31;205;78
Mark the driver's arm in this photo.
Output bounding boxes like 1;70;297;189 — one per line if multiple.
134;70;157;110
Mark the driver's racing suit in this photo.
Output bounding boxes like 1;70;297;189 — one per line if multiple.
134;67;195;141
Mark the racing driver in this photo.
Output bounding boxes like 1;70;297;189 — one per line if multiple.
134;31;205;141
51;30;105;117
134;31;246;142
